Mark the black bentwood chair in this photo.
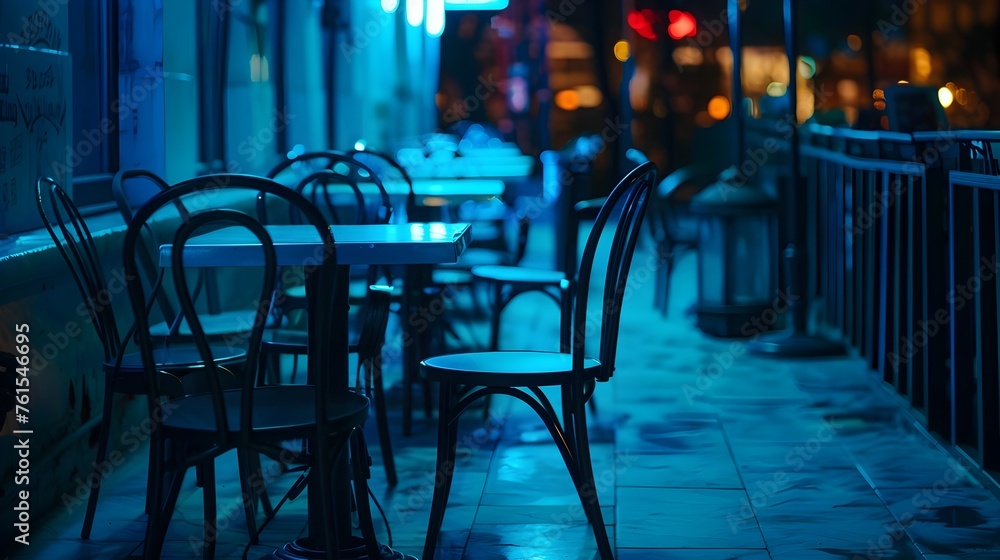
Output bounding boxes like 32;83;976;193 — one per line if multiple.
34;178;246;540
420;162;657;560
112;168;273;339
124;176;378;560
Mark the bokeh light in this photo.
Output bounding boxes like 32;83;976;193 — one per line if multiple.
707;96;731;120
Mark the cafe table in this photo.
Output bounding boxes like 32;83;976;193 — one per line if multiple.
160;222;472;559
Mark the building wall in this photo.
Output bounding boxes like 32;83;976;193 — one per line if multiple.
0;0;441;540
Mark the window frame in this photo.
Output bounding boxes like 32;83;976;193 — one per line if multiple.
73;0;121;216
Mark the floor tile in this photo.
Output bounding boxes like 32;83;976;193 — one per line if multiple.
616;487;766;549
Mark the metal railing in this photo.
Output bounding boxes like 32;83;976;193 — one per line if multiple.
947;171;1000;471
800;126;1000;473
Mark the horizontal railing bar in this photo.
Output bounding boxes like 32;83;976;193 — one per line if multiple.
912;130;1000;142
950;171;1000;192
802;145;926;176
804;123;914;144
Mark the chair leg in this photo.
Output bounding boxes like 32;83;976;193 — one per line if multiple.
660;251;676;317
249;452;275;517
571;386;614;560
488;282;503;352
652;248;665;312
422;382;460;559
201;460;217;560
370;359;398;486
237;450;261;544
560;385;577;459
350;430;382;560
81;379;115;539
423;378;434;419
145;439;185;560
481;282;505;420
402;378;413;437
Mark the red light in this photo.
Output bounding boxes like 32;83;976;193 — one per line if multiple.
627;9;658;40
667;10;697;40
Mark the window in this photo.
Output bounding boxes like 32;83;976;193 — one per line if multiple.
67;0;118;206
224;0;281;175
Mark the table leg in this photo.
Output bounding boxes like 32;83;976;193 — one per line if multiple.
270;266;354;558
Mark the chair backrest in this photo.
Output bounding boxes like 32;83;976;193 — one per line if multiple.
266;150;393;224
572;162;657;382
291;170;370;225
111;169;179;222
123;174;340;445
266;150;343;182
651;165;717;246
36;178;122;362
354;285;393;369
348;148;417;220
112;169;192;326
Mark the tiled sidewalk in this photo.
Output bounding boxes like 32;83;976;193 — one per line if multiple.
14;247;1000;559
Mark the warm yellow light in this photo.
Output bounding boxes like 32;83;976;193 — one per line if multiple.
421;196;448;207
672;46;704;66
798;57;816;79
575;85;603;108
837;79;860;103
554;90;580;111
766;82;788;97
614;40;630;62
957;88;968;105
629;69;649;112
938;87;954;108
847;34;862;51
897;80;909;84
707;95;731;120
913;48;931;80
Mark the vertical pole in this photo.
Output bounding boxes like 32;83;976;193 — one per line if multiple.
728;0;744;165
784;0;808;333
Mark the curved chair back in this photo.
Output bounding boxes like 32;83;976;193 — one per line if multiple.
123;174;340;444
112;169;196;328
573;162;657;381
112;169;180;222
348;148;417;219
655;165;717;246
292;170;369;225
266;150;343;181
36;178;122;362
265;150;393;224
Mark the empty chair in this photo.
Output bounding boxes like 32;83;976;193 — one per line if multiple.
111;169;270;339
419;162;657;560
35;177;246;540
647;165;719;316
123;174;379;560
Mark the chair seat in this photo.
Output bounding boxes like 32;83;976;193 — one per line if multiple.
421;351;601;386
431;268;474;287
149;310;276;339
261;328;361;355
105;345;247;394
471;265;566;286
162;386;370;441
